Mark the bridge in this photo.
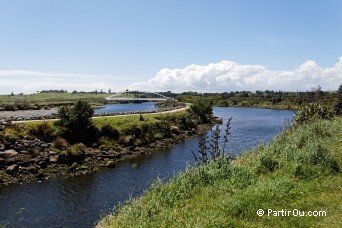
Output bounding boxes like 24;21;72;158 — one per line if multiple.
105;90;171;101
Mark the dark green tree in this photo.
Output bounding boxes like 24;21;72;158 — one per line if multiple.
189;99;213;123
334;84;342;115
56;100;99;145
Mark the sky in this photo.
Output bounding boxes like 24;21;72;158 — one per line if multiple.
0;0;341;94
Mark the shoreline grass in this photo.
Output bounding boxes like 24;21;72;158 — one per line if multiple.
99;117;342;227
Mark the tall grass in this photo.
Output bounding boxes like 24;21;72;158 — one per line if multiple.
99;117;342;227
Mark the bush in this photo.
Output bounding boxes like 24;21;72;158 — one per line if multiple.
123;124;143;139
98;136;120;150
189;99;213;123
52;137;69;150
176;113;197;130
100;124;120;140
294;103;333;124
4;103;16;111
29;122;55;142
334;84;342;115
258;154;279;172
59;143;87;165
55;100;99;145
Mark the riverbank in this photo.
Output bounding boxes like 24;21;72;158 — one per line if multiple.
99;117;342;227
0;124;210;186
0;107;208;186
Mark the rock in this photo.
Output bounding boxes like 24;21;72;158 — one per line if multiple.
19;150;29;154
0;157;5;167
38;161;48;169
170;126;181;135
4;142;11;150
105;161;115;168
6;164;19;174
17;161;32;167
41;144;49;149
0;144;5;151
49;151;57;155
14;146;22;152
36;172;46;179
0;149;18;158
28;166;39;174
49;155;59;163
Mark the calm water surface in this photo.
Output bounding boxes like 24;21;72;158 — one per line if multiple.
0;107;294;227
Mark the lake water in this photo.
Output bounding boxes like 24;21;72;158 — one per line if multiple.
0;107;294;227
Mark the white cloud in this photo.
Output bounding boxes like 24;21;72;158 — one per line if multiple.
0;70;138;94
1;57;342;94
129;57;342;92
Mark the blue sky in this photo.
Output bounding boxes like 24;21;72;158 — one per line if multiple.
0;0;341;93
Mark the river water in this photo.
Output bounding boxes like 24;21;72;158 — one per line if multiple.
0;106;294;227
95;102;159;114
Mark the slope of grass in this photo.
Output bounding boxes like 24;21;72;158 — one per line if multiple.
20;110;187;130
99;117;342;227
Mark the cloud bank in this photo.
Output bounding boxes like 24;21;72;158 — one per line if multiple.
0;70;137;94
129;57;342;92
1;57;341;94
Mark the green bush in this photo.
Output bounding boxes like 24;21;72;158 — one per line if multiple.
55;100;99;145
294;103;333;124
52;137;69;150
100;124;120;140
59;143;87;165
4;103;16;111
258;154;279;172
189;99;213;123
334;84;342;115
29;122;55;142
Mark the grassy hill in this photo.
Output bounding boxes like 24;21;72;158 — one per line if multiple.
99;117;342;227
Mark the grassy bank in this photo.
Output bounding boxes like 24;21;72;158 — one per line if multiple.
99;117;342;227
20;110;187;130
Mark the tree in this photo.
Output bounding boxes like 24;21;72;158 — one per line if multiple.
56;100;99;145
309;85;323;103
189;99;213;123
334;84;342;115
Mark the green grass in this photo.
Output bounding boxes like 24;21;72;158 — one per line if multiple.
20;110;187;131
99;117;342;227
0;92;111;105
93;113;160;130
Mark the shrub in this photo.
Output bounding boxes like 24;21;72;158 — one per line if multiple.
4;103;16;111
189;99;213;123
176;113;197;130
29;122;55;142
123;125;143;139
294;103;333;124
258;154;279;173
59;143;87;165
100;124;120;140
98;136;120;150
334;84;342;115
55;100;99;145
52;137;69;150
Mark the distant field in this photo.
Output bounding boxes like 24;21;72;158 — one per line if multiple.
0;92;113;105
